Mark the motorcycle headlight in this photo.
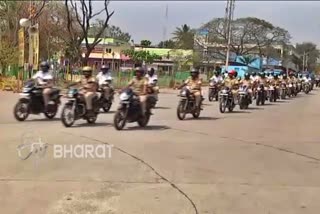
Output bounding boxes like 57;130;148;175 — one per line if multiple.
180;90;187;96
120;92;130;101
67;92;74;98
209;82;214;86
22;87;30;93
222;89;227;94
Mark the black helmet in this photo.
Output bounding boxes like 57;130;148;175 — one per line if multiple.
148;67;155;75
40;61;49;72
244;73;250;79
190;68;199;74
259;72;265;78
283;74;287;79
82;66;93;76
252;72;256;76
274;74;278;79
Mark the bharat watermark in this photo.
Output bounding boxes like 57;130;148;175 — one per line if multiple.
53;144;113;159
17;132;114;162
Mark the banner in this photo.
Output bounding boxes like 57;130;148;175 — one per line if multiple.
32;28;39;70
28;24;39;70
18;28;25;67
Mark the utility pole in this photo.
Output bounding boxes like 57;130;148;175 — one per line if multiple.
224;0;235;72
162;4;168;48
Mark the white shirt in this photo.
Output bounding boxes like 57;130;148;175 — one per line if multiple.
96;72;112;85
145;74;158;84
32;70;53;85
210;75;223;83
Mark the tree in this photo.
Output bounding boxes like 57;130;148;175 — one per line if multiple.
172;24;194;49
295;42;320;71
64;0;114;65
122;49;161;64
140;40;152;47
88;21;131;42
37;1;74;61
199;17;291;58
158;39;176;48
0;40;18;75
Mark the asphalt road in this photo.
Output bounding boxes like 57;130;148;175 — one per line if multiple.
1;88;320;214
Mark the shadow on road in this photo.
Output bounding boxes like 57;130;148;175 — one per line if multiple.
22;118;61;122
230;110;251;114
154;106;171;110
99;110;116;114
185;116;222;121
70;122;111;128
124;125;170;131
248;107;264;110
276;100;289;103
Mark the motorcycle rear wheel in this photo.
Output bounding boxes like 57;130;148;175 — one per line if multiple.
137;114;150;127
192;108;201;118
102;102;112;112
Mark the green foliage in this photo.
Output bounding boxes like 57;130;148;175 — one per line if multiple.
0;41;18;74
88;21;131;42
199;17;291;56
237;55;258;65
295;42;320;71
172;24;194;49
140;40;152;47
122;49;161;64
158;40;176;48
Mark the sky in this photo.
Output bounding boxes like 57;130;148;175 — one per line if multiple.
94;1;320;46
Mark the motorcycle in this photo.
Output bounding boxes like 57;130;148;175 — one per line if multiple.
279;82;287;99
219;87;235;113
268;84;277;102
177;86;202;120
255;84;266;106
61;88;100;127
208;80;219;102
13;80;61;121
238;85;251;109
146;79;158;109
303;82;310;94
113;88;153;130
98;80;114;112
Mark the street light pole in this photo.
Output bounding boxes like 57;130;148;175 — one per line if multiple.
224;0;235;72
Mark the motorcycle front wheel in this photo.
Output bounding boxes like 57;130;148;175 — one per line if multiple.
177;101;187;120
13;100;29;121
114;110;127;130
208;89;213;102
219;97;227;113
61;105;75;127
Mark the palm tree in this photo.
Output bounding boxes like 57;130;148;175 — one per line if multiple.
172;24;194;49
237;55;257;66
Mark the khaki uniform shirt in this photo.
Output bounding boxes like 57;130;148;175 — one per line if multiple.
224;77;239;89
184;77;202;91
80;77;98;92
129;77;148;95
240;79;252;88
